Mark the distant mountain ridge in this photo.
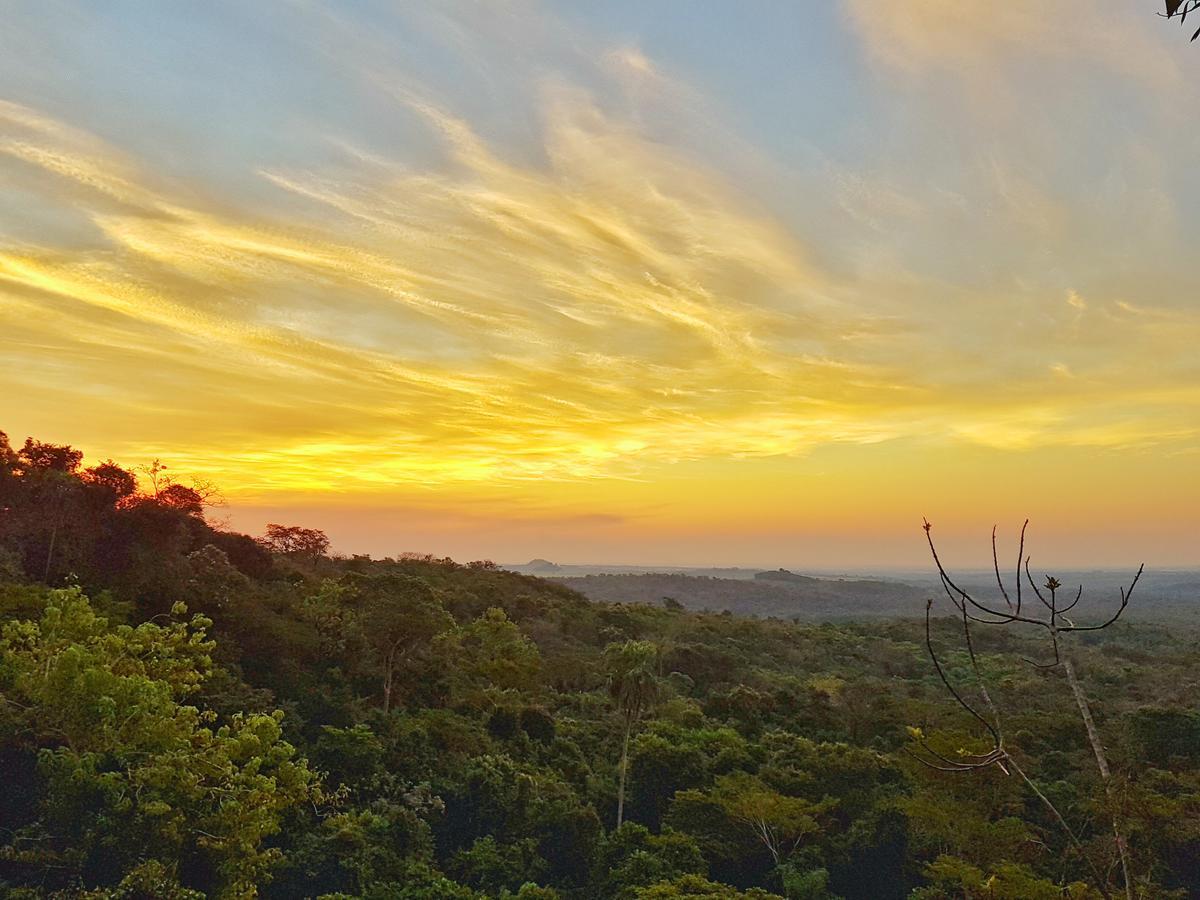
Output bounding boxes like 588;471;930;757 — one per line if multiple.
506;561;796;580
504;562;1200;623
754;568;820;584
550;571;929;621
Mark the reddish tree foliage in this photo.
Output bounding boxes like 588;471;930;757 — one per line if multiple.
83;461;139;504
261;524;330;558
17;439;83;474
158;483;205;517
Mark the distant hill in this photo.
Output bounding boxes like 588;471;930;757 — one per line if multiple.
904;570;1200;624
504;561;762;579
552;571;928;621
754;568;819;584
509;561;1200;623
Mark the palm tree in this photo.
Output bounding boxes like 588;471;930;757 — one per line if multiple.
604;639;660;828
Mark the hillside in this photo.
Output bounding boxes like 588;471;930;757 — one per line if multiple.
553;572;928;621
2;431;1199;899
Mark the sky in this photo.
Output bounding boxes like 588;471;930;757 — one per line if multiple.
1;1;1198;569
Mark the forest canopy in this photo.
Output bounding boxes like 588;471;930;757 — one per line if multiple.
1;431;1198;898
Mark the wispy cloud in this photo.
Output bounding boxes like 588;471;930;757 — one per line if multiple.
0;1;1198;565
0;87;907;493
841;0;1182;93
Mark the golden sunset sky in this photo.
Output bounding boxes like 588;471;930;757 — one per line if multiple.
2;2;1197;567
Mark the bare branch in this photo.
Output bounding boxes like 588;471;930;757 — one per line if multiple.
1024;558;1053;613
1015;519;1028;617
1062;565;1142;633
1060;584;1084;616
922;598;1001;748
992;525;1013;610
925;520;1051;628
919;518;1141;900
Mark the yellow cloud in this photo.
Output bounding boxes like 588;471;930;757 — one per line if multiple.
2;80;1198;515
0;96;897;494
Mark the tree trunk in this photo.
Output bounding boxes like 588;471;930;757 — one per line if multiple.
43;517;58;582
616;722;631;828
43;493;65;583
1062;653;1132;900
382;647;396;715
1007;755;1110;899
382;640;408;715
754;819;781;866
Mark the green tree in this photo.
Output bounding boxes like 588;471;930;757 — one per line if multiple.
443;606;542;700
912;856;1100;900
593;822;707;899
0;588;322;897
634;874;782;898
626;730;708;830
605;640;661;828
449;835;547;894
343;573;455;713
708;772;826;868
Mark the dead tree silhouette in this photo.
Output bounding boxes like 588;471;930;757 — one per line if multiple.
909;519;1144;900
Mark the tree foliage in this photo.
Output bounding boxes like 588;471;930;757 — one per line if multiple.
0;588;320;897
0;431;1196;899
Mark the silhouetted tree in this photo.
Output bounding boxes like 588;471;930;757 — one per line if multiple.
262;523;330;559
139;458;170;497
82;460;139;505
1164;0;1200;41
158;483;205;517
17;438;83;474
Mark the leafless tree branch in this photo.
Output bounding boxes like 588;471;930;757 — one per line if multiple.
912;519;1144;899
